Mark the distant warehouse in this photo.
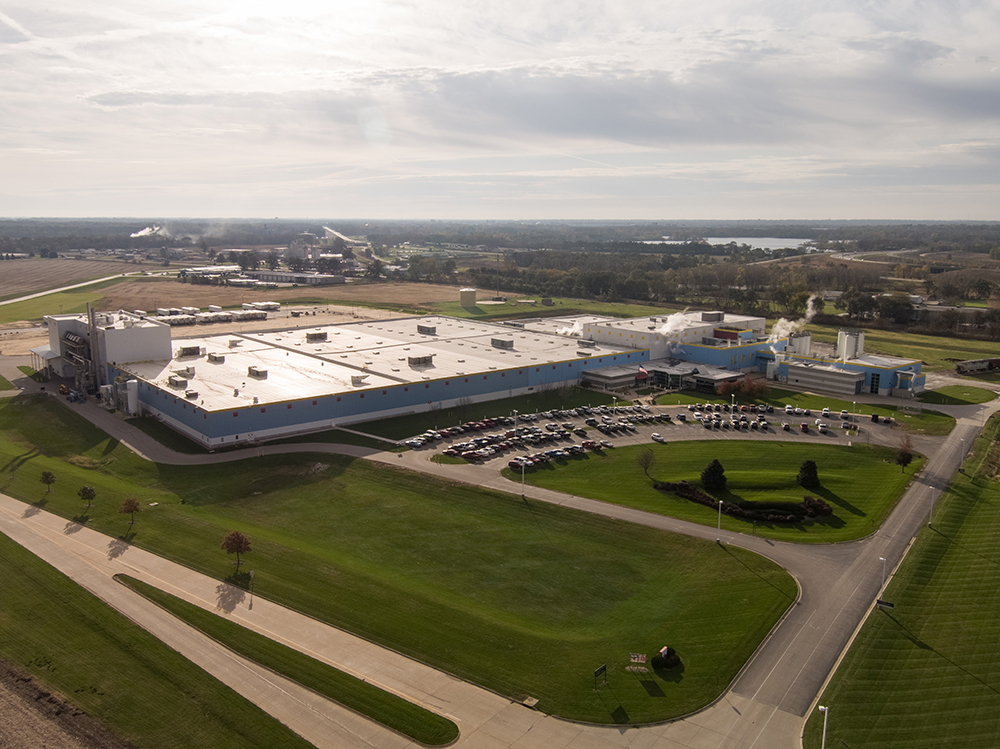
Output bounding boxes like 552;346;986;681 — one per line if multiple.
246;270;345;285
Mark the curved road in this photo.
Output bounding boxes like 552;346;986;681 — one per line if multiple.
1;363;997;749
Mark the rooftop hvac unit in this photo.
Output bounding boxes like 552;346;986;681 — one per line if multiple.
417;324;437;335
184;390;198;399
248;366;267;379
174;366;195;377
177;345;201;358
408;354;434;367
207;352;226;363
491;337;514;349
306;331;328;342
228;339;241;348
578;340;597;348
167;375;187;388
351;374;369;386
701;311;724;323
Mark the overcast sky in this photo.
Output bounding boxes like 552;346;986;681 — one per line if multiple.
2;1;998;220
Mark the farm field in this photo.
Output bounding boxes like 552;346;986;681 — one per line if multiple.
0;258;133;302
0;395;796;724
0;532;315;749
510;441;924;543
803;417;1000;748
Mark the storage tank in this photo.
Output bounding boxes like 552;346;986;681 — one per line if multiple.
126;379;139;415
460;288;477;307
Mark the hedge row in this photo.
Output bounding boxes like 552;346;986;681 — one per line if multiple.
653;481;833;524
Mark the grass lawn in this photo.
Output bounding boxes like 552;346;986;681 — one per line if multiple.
352;386;628;441
0;533;315;749
119;576;458;745
656;388;955;436
917;385;997;406
804;324;1000;372
803;416;1000;748
0;395;795;724
510;441;924;543
126;416;207;453
0;373;13;390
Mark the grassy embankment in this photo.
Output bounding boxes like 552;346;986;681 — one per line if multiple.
803;415;1000;748
118;576;458;745
0;394;795;724
0;533;315;749
509;441;924;544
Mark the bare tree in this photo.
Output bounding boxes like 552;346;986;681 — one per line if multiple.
636;448;655;480
896;435;914;473
119;497;141;526
40;471;56;496
221;531;252;571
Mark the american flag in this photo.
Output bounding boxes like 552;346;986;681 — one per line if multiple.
639;365;648;375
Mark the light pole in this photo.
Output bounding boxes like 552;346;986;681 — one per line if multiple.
613;395;618;412
717;499;723;531
818;705;829;749
521;461;526;499
879;556;886;592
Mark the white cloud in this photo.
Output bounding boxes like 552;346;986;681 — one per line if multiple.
0;0;998;218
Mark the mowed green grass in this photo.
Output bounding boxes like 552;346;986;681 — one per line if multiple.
655;388;955;436
428;297;681;321
0;373;13;390
0;533;315;749
917;385;997;406
119;576;458;745
513;441;923;543
803;418;1000;748
0;395;795;723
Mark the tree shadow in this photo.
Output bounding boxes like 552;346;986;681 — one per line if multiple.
65;518;86;533
107;536;132;559
813;486;865;516
22;498;46;519
101;438;121;456
216;579;247;613
1;448;39;474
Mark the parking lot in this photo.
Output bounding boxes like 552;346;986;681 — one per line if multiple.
401;400;893;470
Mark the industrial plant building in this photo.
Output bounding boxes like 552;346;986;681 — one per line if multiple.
32;304;923;448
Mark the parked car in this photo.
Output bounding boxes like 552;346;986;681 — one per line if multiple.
651;433;664;442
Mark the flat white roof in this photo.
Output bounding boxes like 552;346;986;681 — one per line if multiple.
118;315;637;412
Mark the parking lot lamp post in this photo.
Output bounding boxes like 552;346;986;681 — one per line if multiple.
818;705;829;749
521;461;526;499
613;395;618;411
717;499;723;531
879;556;886;592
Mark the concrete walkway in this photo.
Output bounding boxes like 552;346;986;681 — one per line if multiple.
0;381;997;748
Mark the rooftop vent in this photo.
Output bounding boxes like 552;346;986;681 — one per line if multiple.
208;352;225;363
248;366;267;379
